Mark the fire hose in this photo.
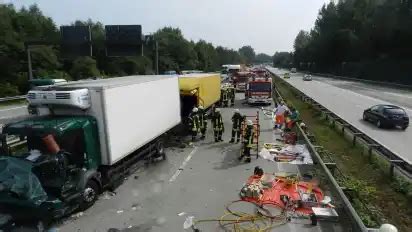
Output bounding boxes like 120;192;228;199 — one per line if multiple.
190;200;288;232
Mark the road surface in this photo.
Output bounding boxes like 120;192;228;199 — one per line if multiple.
34;94;350;232
268;67;412;164
0;103;29;126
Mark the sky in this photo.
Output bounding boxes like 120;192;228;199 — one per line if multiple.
5;0;330;54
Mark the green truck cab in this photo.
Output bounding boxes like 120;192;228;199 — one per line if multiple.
0;116;101;222
28;79;67;89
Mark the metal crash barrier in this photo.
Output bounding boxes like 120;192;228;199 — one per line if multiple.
268;69;374;232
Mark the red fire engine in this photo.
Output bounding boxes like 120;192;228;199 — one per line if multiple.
232;71;253;92
245;73;272;105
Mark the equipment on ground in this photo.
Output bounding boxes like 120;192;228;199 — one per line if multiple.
1;75;181;222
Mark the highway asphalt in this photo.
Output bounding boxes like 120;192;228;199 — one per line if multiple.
43;94;349;232
0;103;29;127
268;68;412;164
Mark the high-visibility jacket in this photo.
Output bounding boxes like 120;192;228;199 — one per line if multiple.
198;109;207;129
222;90;229;101
188;113;200;132
232;113;244;131
212;113;224;131
244;125;254;148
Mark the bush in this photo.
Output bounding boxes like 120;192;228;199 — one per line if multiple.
0;83;20;97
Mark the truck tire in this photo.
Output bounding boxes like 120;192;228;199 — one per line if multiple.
80;180;99;210
156;140;166;160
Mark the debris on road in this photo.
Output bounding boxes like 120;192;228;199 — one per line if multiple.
178;212;186;216
183;216;195;229
100;191;116;200
70;212;84;219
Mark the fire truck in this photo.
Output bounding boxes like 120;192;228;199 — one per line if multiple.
232;71;252;92
245;74;272;105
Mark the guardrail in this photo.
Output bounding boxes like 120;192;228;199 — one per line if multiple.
0;95;26;103
269;68;412;180
270;78;369;232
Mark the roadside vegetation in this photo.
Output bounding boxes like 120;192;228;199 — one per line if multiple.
0;3;272;97
276;0;412;85
275;78;412;231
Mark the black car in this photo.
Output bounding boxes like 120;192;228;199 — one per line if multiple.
363;104;409;130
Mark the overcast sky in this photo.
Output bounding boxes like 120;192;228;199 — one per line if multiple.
6;0;329;54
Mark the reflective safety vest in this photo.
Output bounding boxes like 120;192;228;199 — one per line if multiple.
189;114;200;132
198;110;207;128
213;113;224;131
244;126;254;148
222;90;228;101
232;113;243;130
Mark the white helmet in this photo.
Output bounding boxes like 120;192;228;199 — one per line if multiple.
215;108;220;112
247;120;253;126
192;107;198;113
299;122;306;128
198;105;204;110
379;224;398;232
234;109;240;113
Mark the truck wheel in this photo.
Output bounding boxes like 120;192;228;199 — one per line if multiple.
156;140;166;160
80;180;99;210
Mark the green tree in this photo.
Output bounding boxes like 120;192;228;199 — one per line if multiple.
239;45;255;64
70;57;100;80
154;27;198;73
254;53;272;64
273;52;293;68
194;40;218;71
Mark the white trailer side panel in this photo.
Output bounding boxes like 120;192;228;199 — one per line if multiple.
102;77;181;165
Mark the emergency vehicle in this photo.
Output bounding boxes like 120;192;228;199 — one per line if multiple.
245;75;272;105
232;71;252;92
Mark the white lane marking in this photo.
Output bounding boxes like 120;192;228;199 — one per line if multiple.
0;106;26;112
169;147;198;182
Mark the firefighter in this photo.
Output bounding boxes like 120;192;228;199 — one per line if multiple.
212;108;224;142
198;105;207;140
239;120;254;163
221;88;229;107
229;87;235;107
230;109;244;143
188;107;200;142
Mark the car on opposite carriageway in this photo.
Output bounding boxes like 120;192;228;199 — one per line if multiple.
303;74;312;81
363;104;409;130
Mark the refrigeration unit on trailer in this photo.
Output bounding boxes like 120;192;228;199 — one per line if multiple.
0;75;181;223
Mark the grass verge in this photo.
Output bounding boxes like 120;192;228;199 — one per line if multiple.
275;78;412;231
0;99;26;108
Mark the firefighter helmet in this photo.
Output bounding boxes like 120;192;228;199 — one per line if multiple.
247;120;253;126
234;109;240;113
198;105;204;110
379;224;398;232
215;108;220;112
192;107;198;113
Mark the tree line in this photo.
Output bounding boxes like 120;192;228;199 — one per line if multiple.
283;0;412;84
0;3;272;97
